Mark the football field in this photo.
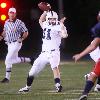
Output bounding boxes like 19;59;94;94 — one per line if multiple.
0;60;100;100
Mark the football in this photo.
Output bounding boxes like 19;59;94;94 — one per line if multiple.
38;2;51;11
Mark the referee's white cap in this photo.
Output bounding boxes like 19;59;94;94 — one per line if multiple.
8;8;16;13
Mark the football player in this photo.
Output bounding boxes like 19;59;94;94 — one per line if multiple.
85;42;100;92
18;11;68;93
84;11;100;92
73;11;100;100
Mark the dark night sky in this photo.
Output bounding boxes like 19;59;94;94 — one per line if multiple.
0;0;100;58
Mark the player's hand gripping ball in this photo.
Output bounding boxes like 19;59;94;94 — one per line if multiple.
38;2;51;11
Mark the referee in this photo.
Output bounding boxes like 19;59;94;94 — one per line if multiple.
0;7;31;83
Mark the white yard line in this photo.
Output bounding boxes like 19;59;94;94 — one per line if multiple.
62;98;100;100
89;98;100;100
63;99;78;100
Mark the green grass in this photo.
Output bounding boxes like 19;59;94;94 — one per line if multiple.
0;60;100;100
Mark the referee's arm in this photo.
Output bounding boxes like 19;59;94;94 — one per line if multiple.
21;32;28;41
20;21;29;41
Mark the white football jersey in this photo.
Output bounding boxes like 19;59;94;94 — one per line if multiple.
42;21;62;51
89;41;100;62
89;46;100;62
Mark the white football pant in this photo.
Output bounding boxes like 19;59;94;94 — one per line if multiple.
5;42;22;69
29;50;60;77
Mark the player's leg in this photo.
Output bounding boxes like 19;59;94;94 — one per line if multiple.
79;60;100;100
79;73;97;100
89;46;100;92
84;72;100;92
19;52;48;92
11;42;31;64
0;42;30;83
52;66;62;92
50;51;62;92
1;43;15;83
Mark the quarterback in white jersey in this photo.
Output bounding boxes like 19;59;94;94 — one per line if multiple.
19;11;68;93
42;20;64;51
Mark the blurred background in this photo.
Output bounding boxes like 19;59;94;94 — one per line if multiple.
0;0;100;60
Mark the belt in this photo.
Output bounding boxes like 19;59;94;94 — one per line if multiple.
42;49;55;53
8;40;17;43
8;40;21;43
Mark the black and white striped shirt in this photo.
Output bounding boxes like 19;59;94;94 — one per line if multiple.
3;19;28;42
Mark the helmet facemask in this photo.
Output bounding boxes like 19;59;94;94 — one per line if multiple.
46;11;58;25
48;18;57;25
